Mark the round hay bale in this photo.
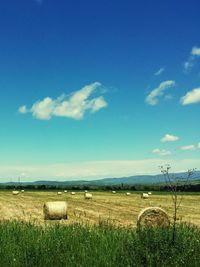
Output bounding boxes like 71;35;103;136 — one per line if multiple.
64;190;68;193
126;192;131;196
71;192;76;195
57;192;62;195
43;201;68;220
137;207;170;228
21;190;25;193
84;190;88;193
141;193;149;199
84;193;92;199
12;191;19;195
148;192;152;195
112;191;116;194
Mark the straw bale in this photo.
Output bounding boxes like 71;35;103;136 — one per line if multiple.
43;201;68;220
141;193;149;199
12;191;19;195
85;193;92;199
137;207;170;228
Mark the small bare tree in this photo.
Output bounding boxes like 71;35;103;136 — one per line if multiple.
160;165;195;242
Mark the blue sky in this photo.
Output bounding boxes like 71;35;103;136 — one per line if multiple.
0;0;200;181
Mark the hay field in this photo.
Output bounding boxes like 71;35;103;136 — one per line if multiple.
0;191;199;227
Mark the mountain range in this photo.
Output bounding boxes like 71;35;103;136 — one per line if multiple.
1;171;200;186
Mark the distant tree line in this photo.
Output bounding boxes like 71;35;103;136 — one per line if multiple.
0;182;199;192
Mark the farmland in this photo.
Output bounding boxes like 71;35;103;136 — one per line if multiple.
0;191;199;227
0;190;200;266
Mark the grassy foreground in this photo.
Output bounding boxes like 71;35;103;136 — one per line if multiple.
0;221;199;267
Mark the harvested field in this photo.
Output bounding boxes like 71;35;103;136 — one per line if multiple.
0;191;199;227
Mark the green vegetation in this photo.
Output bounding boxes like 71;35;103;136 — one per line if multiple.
0;182;200;192
0;221;199;267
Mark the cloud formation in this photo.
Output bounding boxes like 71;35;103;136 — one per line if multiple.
152;148;171;156
145;80;175;105
154;67;165;76
19;82;107;120
183;61;193;71
161;134;179;143
180;87;200;105
191;46;200;56
179;145;196;151
184;46;200;71
179;143;200;151
18;105;28;114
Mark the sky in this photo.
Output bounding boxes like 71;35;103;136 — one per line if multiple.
0;0;200;181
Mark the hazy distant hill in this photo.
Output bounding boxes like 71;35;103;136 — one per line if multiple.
1;171;200;186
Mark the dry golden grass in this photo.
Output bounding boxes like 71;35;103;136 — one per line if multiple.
0;191;199;227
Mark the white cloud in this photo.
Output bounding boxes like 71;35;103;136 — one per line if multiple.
145;80;175;105
18;105;28;114
152;148;172;156
1;158;199;182
191;46;200;56
19;82;108;120
179;145;196;151
180;88;200;105
184;46;200;71
179;142;200;151
183;61;193;71
161;134;179;143
32;97;54;120
154;67;165;76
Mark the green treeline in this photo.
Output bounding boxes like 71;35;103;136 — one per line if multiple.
0;182;200;192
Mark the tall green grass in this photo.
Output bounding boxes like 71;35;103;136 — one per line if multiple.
0;221;199;267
